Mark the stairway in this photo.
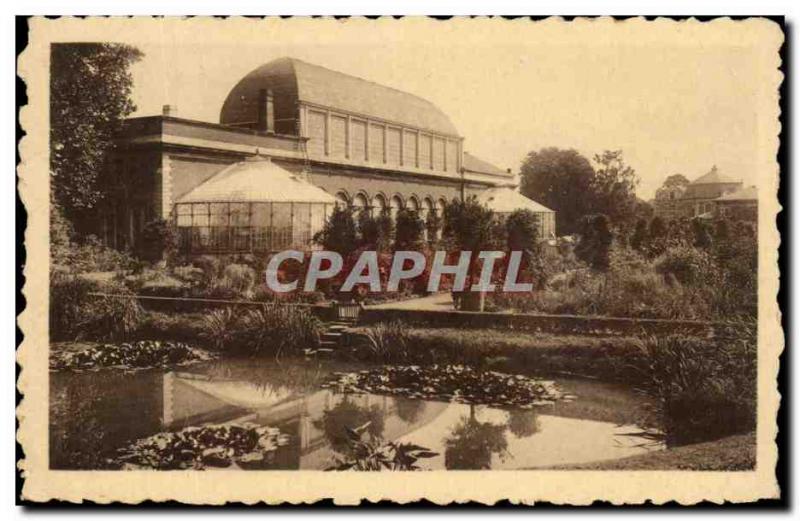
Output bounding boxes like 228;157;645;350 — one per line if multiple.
318;318;357;351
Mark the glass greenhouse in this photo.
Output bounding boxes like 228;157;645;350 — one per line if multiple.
174;157;336;253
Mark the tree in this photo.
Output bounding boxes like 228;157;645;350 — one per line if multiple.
647;216;667;257
394;209;425;251
356;209;391;251
425;209;442;244
662;174;690;189
505;209;544;288
591;150;640;227
691;218;713;249
314;205;358;256
139;219;177;264
575;214;613;271
519;148;596;236
630;218;649;253
50;43;143;236
442;197;498;311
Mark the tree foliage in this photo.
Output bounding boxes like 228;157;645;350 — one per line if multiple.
394;209;425;251
50;43;143;234
575;214;614;271
591;150;640;226
442;197;498;252
520;148;640;235
314;205;358;256
519;147;595;236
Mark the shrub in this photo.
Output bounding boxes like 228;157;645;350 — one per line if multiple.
50;275;144;341
394;209;425;251
52;234;136;275
655;246;713;286
200;305;323;357
139;219;177;264
357;321;412;362
575;214;613;271
192;255;222;287
314;205;358;257
219;263;257;297
634;332;757;447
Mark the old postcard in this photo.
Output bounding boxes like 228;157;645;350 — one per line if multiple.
17;16;783;505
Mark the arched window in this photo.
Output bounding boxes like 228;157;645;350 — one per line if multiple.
422;197;434;222
335;191;349;209
407;196;420;215
372;194;388;217
390;195;403;221
352;193;369;215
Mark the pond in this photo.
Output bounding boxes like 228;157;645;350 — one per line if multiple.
50;357;663;470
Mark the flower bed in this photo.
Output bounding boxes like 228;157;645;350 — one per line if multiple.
50;340;214;371
113;423;290;470
321;365;570;409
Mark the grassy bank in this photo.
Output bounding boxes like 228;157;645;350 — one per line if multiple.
541;433;756;471
345;326;644;380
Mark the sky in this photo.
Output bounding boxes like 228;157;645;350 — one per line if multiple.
109;18;772;200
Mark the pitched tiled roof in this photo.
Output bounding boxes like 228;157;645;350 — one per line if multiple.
716;185;757;202
462;152;509;177
221;57;460;137
691;165;739;185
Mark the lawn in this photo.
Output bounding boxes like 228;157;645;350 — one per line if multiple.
540;433;756;471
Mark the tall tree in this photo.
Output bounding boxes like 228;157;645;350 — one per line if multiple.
590;150;640;227
50;43;143;235
519;148;595;236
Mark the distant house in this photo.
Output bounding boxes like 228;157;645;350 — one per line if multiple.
102;57;554;255
715;185;758;222
653;166;751;221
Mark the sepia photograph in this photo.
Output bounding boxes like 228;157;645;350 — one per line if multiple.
16;15;783;505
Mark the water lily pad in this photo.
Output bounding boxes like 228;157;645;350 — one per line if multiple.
50;340;215;372
112;422;289;470
322;365;567;409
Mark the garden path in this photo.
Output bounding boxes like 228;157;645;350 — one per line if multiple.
367;292;454;311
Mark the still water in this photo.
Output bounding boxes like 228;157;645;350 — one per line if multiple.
50;358;661;470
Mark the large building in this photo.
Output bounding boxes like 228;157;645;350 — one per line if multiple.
653;166;755;222
104;57;555;255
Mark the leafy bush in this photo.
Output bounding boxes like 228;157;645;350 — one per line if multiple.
138;218;177;263
634;332;757;447
50;275;144;341
200;305;323;357
219;263;257;297
52;234;136;275
655;246;713;285
356;321;411;362
394;209;425;251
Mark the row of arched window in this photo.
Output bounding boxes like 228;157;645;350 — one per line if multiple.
333;190;449;222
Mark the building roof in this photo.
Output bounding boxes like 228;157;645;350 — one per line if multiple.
716;185;757;202
176;156;337;204
690;165;740;185
220;57;460;137
476;187;554;214
462;152;509;177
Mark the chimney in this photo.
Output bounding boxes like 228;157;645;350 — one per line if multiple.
257;89;275;133
162;104;177;117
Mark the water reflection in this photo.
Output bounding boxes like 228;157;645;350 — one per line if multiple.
444;406;509;470
50;359;662;470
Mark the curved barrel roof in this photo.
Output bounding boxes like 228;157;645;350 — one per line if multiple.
220;57;460;137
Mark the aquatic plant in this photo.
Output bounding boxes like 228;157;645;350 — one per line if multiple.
49;340;213;371
359;320;411;362
634;330;757;446
114;423;289;470
326;421;438;471
321;365;567;408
